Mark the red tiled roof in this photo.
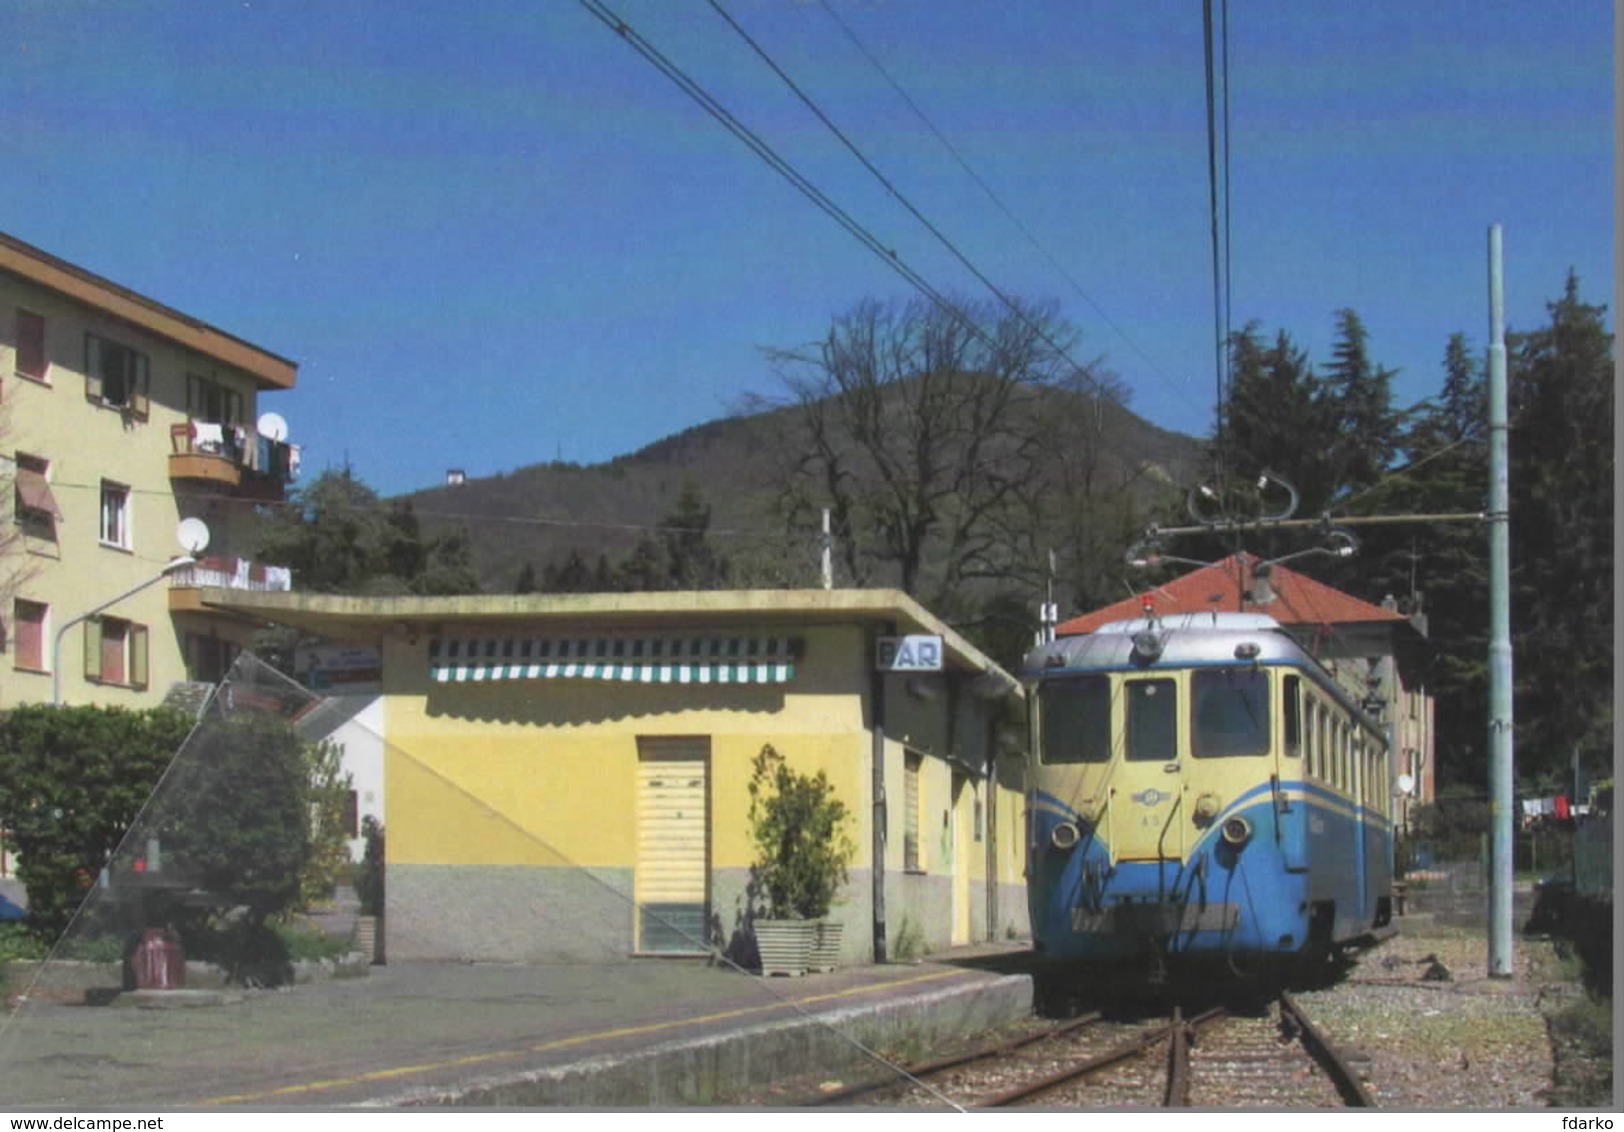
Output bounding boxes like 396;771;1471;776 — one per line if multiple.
1055;552;1408;635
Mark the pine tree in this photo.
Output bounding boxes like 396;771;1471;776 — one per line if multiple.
1351;333;1489;786
1505;273;1613;785
1323;309;1404;498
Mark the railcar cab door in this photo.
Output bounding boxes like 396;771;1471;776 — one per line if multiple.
1111;675;1184;863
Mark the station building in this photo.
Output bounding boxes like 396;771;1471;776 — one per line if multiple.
196;587;1031;965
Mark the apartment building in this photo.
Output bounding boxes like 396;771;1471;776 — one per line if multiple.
1;232;299;709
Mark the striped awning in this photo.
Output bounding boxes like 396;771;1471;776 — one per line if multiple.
429;635;800;685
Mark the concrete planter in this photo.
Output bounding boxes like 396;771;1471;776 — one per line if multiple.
755;919;815;977
809;920;843;973
354;915;380;964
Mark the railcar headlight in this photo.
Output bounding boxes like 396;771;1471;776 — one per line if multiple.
1193;792;1221;825
1050;822;1081;850
1221;816;1253;847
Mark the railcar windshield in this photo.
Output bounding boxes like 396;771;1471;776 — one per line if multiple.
1126;678;1176;762
1038;674;1111;764
1191;667;1271;757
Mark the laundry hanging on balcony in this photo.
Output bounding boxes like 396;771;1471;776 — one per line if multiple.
429;635;801;685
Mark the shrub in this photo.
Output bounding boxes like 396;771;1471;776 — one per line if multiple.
299;739;354;910
747;744;854;921
0;705;192;940
354;817;385;918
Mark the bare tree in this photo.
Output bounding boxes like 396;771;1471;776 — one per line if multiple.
763;295;1107;616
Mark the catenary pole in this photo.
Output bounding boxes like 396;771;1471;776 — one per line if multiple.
1486;224;1514;977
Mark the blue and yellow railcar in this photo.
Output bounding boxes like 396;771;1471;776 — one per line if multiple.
1023;611;1394;980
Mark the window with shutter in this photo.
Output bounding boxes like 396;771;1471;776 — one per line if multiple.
99;481;131;549
85;616;145;686
903;751;922;872
15;309;46;381
85;333;150;416
13;600;47;672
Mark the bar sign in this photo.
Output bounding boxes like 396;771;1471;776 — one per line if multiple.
876;635;943;672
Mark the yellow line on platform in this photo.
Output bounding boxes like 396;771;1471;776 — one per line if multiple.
198;968;965;1106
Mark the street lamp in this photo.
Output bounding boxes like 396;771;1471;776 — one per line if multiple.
52;555;196;705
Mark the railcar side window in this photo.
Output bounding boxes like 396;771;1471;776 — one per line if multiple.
1126;678;1176;762
1283;675;1302;758
1191;668;1270;758
1038;675;1111;764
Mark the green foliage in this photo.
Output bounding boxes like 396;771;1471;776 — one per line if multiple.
747;744;854;921
273;919;352;962
56;931;128;963
0;705;192;940
1503;273;1613;784
154;712;311;925
254;466;480;598
1202;279;1612;793
299;739;354;910
1409;793;1493;841
0;922;49;964
354;816;385;918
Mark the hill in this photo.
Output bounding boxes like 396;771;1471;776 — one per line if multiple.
398;386;1203;596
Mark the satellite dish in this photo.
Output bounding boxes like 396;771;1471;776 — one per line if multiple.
258;412;289;442
1396;773;1416;796
176;517;212;555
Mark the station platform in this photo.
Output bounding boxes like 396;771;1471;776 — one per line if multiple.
0;945;1037;1109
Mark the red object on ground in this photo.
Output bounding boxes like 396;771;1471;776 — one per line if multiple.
132;928;185;990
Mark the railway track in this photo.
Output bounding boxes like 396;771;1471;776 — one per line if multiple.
798;993;1375;1109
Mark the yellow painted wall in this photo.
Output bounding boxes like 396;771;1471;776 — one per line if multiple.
380;624;873;871
373;617;1029;932
2;272;271;708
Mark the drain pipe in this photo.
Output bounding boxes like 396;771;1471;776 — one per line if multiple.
870;621;894;963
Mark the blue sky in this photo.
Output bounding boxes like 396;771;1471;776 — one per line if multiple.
2;0;1613;498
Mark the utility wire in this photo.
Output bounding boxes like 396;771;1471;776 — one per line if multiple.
577;0;1002;360
1221;0;1233;407
708;0;1102;390
1203;0;1228;489
813;0;1189;401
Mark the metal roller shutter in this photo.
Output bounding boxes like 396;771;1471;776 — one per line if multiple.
636;738;710;954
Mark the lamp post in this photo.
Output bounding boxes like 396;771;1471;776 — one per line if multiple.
52;555;196;705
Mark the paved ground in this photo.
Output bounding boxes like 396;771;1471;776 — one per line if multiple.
0;946;1035;1109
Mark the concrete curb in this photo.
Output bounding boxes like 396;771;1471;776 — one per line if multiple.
382;972;1034;1108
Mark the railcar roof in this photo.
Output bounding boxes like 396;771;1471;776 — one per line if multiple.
1023;613;1303;675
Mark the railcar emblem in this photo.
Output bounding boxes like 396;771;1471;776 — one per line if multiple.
1131;788;1169;806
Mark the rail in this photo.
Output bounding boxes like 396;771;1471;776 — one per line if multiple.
1279;989;1377;1107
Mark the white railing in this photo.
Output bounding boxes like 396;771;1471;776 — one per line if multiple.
170;556;293;592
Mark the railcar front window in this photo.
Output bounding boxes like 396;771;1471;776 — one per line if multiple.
1192;667;1271;757
1039;675;1111;764
1126;679;1176;762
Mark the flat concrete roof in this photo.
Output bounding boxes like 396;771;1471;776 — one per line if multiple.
197;586;1021;695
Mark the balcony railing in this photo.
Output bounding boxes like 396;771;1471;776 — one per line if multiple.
170;556;294;593
169;421;300;492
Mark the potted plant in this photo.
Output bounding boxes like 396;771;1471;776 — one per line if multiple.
747;744;855;975
352;817;385;964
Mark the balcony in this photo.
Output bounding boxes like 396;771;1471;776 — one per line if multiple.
169;421;299;501
169;555;294;614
